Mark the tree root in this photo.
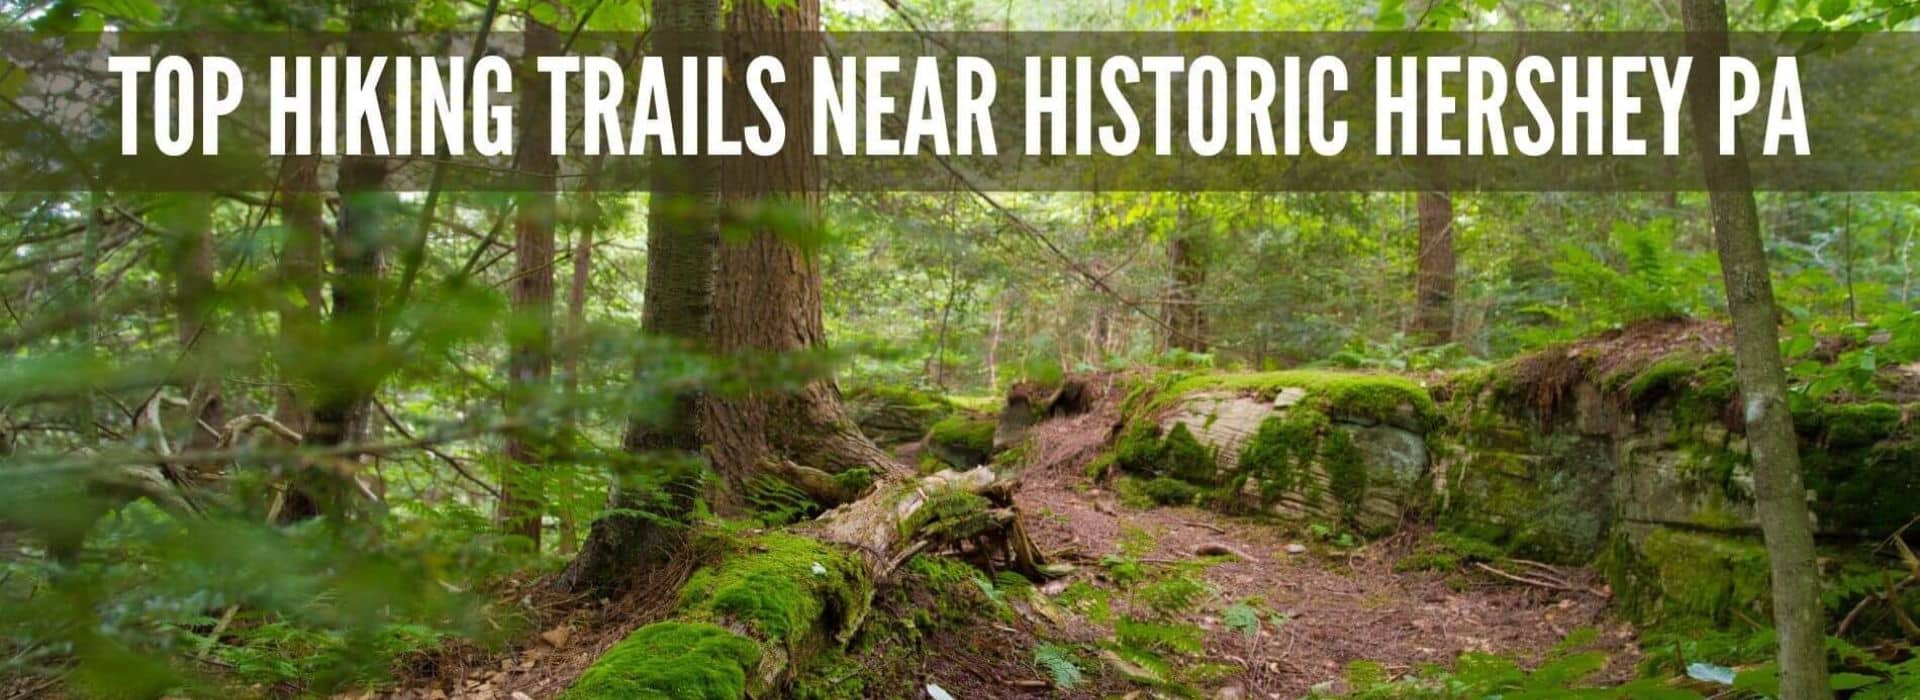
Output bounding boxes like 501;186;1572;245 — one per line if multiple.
561;467;1049;699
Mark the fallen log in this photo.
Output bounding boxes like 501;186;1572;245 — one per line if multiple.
561;467;1045;699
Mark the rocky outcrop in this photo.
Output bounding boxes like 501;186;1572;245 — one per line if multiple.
1437;345;1919;629
1108;371;1439;534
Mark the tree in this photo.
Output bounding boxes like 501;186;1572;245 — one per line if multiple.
1163;194;1209;353
284;7;403;522
700;0;900;493
498;17;560;549
1681;1;1830;697
1410;189;1455;343
560;0;723;594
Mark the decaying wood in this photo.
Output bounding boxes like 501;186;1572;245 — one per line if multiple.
568;466;1050;697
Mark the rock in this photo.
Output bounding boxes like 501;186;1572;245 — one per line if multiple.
1283;543;1307;554
1272;386;1308;408
539;624;571;649
511;693;534;700
1216;682;1249;700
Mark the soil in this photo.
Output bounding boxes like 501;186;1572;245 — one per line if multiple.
999;380;1640;699
379;372;1643;699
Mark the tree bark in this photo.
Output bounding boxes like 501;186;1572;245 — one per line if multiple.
498;17;560;549
1163;194;1209;353
702;0;899;495
159;193;222;468
559;0;722;595
285;13;396;523
1410;189;1455;344
274;153;324;440
1682;2;1829;697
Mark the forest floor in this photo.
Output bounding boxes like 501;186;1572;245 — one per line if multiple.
375;379;1641;700
991;390;1639;698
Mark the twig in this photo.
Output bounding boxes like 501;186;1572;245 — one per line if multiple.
374;398;502;500
1472;562;1601;595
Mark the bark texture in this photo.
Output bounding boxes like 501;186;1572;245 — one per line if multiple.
560;0;721;595
1682;1;1829;697
285;10;397;522
1163;195;1209;353
702;0;898;492
1410;190;1455;344
499;18;561;549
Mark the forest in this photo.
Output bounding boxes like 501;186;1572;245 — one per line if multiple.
3;0;1920;698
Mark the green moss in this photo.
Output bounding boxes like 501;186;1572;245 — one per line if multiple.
831;468;875;495
1159;422;1217;484
1111;422;1165;475
1154;370;1439;428
677;531;869;647
1322;429;1367;510
561;622;760;700
1619;354;1700;403
1139;476;1202;506
927;414;996;454
1602;529;1770;628
1238;412;1325;503
897;487;993;540
1810;402;1903;448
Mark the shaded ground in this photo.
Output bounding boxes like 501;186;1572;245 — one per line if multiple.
998;377;1640;698
378;375;1642;699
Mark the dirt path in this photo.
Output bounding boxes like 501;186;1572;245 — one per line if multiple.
1006;398;1640;698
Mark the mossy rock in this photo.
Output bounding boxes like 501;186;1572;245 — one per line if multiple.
925;414;997;469
845;385;956;447
1601;526;1770;629
1148;370;1439;430
561;622;761;700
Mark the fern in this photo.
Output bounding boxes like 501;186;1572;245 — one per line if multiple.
1223;601;1261;640
1032;644;1084;689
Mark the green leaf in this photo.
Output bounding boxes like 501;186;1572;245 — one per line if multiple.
1831;672;1883;690
1819;0;1851;20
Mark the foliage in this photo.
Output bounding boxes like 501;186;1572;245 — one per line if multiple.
1322;628;1699;699
1527;219;1721;342
1032;643;1085;689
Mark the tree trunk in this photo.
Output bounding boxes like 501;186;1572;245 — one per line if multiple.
559;0;722;595
274;153;325;440
498;17;560;550
159;193;222;468
1681;2;1829;697
701;0;898;495
1163;194;1208;353
1410;190;1455;344
285;17;395;523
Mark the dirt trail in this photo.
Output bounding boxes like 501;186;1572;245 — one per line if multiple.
1004;383;1640;698
380;377;1641;699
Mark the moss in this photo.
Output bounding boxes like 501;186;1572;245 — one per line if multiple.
1322;428;1367;511
1602;528;1770;628
677;531;869;647
1619;354;1700;404
927;414;996;454
1159;422;1217;484
561;622;761;700
1238;413;1316;503
831;468;875;495
897;487;993;540
1111;422;1165;475
1139;476;1202;506
1394;532;1506;573
1153;370;1438;428
1809;402;1903;448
